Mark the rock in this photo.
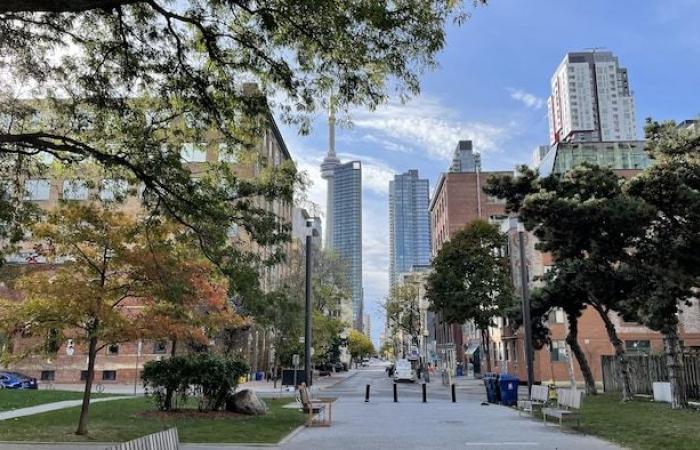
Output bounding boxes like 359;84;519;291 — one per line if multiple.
227;389;268;415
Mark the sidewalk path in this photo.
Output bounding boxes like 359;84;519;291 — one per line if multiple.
0;396;132;421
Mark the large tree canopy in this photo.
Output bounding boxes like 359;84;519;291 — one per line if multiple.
0;0;484;285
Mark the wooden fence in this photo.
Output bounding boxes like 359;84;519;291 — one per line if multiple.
602;353;700;399
105;428;179;450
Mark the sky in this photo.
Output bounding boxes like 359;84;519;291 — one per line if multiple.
275;0;700;346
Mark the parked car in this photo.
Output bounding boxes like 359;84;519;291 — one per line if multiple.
0;371;38;389
393;360;415;383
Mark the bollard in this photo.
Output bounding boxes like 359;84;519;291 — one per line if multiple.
451;383;456;403
365;384;370;402
422;383;427;403
393;382;398;402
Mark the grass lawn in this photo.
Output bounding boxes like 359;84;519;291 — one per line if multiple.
0;396;305;444
0;390;115;412
575;394;700;450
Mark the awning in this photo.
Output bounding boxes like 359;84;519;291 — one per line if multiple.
464;342;480;356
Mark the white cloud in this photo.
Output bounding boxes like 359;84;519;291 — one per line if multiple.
351;96;511;161
508;88;545;110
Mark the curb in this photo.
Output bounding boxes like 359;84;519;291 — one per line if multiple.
319;370;358;391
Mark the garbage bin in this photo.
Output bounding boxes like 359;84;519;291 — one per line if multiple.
483;373;500;403
255;371;264;381
456;365;464;377
499;374;520;406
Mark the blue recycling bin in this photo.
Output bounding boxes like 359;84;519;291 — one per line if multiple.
456;366;464;377
255;371;264;381
483;373;500;403
499;374;520;406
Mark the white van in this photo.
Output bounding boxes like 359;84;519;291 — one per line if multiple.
393;359;415;382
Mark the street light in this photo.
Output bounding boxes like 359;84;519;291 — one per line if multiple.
517;222;534;399
304;228;319;387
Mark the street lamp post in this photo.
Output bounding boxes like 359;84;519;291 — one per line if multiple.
304;230;318;387
518;223;535;399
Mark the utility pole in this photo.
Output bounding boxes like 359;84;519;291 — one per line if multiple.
518;223;534;399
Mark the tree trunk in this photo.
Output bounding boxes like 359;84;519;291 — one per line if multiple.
170;338;177;357
663;326;688;409
593;305;632;401
76;334;98;435
481;329;492;373
565;313;597;395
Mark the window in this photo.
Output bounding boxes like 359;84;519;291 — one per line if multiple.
107;344;119;355
100;179;128;202
153;341;168;354
625;340;651;354
62;180;89;200
24;179;50;201
548;308;566;324
181;143;207;162
40;370;55;381
102;370;117;381
80;370;89;381
550;340;568;362
218;143;239;163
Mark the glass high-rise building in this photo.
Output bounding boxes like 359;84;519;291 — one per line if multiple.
331;161;363;329
389;170;431;291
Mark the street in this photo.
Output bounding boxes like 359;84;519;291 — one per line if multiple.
280;361;619;450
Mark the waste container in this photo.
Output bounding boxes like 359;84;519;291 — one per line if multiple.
483;373;500;403
255;371;264;381
499;374;520;406
456;365;464;377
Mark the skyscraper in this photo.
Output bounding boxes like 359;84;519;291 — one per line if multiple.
548;50;637;145
321;102;364;330
389;170;431;291
332;160;363;330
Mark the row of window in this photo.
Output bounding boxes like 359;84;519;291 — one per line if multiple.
40;370;118;381
23;178;129;202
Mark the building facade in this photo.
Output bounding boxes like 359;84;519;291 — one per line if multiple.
388;170;431;291
331;161;364;330
548;50;637;145
428;142;511;369
2;111;295;385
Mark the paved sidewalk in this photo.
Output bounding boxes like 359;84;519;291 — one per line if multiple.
0;396;132;421
280;396;619;450
237;370;357;397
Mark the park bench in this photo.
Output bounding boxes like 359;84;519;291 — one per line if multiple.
297;384;334;427
542;388;582;427
518;384;549;416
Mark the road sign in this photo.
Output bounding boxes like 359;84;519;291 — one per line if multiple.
292;354;300;367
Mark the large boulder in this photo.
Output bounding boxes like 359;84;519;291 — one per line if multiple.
226;389;268;415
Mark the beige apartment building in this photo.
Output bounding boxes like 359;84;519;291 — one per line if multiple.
0;110;295;385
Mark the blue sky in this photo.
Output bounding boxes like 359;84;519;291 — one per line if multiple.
277;0;700;345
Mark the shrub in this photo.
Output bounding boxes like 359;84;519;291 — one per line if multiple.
142;353;248;411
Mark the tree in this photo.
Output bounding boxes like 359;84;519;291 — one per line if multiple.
486;164;653;400
384;283;420;357
347;329;374;364
425;220;514;373
0;203;241;434
623;119;700;409
0;0;485;267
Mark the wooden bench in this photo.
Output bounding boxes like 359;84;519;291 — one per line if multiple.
542;388;582;427
298;384;334;427
518;384;549;416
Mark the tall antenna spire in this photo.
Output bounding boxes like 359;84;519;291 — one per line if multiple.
328;95;337;158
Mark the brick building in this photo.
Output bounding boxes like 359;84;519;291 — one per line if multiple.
0;107;294;385
428;140;511;370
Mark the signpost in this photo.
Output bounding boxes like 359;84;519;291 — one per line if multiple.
292;354;300;389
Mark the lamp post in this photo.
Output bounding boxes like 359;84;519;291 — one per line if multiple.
304;229;319;387
518;222;534;399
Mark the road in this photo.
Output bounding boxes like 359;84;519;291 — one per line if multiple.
280;361;620;450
